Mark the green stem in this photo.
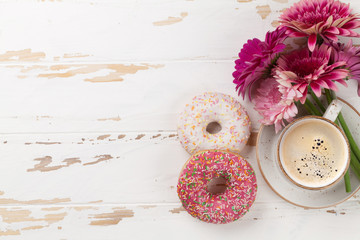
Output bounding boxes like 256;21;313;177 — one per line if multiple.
351;161;360;181
344;170;351;192
351;151;360;177
325;89;360;161
324;89;355;191
324;89;332;104
305;98;322;116
338;113;360;161
303;101;316;115
309;90;326;113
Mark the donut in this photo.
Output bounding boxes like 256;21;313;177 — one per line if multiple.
177;149;257;224
178;92;251;154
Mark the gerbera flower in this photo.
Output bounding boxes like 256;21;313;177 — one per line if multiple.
233;27;287;100
331;40;360;96
279;0;360;52
275;44;349;104
254;78;302;133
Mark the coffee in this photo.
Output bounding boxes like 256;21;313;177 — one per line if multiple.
279;118;349;189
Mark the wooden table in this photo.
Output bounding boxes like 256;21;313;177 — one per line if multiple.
1;0;360;239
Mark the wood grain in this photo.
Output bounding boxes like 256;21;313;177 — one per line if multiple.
0;0;359;238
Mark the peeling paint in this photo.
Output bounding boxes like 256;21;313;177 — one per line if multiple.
0;208;66;224
326;210;336;214
27;156;81;172
152;134;161;139
153;12;188;26
97;135;111;140
0;197;71;205
256;5;271;19
169;207;186;214
89;208;134;226
139;205;156;209
97;117;121;121
83;155;113;166
21;225;46;231
0;49;45;62
7;65;49;73
35;142;61;145
135;134;145;140
73;206;96;211
63;53;90;58
41;207;64;211
38;64;164;83
0;229;20;236
118;134;126;139
88;200;103;204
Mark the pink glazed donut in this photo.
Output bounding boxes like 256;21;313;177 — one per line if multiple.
177;150;257;224
178;92;251;154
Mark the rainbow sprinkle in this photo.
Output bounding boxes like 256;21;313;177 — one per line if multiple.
177;150;257;224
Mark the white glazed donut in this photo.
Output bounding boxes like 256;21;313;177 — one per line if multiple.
178;92;251;154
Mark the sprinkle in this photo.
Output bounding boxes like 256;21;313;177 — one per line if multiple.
177;93;251;155
177;149;257;224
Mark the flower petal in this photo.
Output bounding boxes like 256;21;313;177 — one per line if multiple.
308;34;317;52
310;83;322;96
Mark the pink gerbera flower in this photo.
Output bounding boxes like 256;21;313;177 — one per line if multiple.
233;28;287;100
279;0;360;52
331;40;360;96
275;44;349;104
254;78;302;133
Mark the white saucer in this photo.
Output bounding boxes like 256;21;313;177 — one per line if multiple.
256;98;360;208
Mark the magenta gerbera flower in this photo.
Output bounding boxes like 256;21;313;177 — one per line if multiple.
279;0;360;52
275;44;349;104
233;28;287;100
254;78;302;133
331;40;360;96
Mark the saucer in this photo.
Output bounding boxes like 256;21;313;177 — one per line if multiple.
256;98;360;208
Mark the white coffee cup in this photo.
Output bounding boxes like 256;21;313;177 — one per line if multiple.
277;100;350;190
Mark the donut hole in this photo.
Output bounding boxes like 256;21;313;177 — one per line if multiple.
207;176;227;194
206;121;222;134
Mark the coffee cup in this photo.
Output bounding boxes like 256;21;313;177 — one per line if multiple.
277;100;350;190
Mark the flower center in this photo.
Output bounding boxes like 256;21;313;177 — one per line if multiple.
289;58;324;78
295;5;344;26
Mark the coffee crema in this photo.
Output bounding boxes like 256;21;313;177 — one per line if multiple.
279;118;349;188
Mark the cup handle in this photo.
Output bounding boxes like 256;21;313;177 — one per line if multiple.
322;99;343;122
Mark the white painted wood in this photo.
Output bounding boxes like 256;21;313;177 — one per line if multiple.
0;133;264;204
1;201;360;239
0;62;261;133
0;0;359;238
0;64;357;134
0;0;356;63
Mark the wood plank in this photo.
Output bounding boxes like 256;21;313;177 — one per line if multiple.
0;62;358;133
0;132;278;204
0;0;261;62
1;200;360;238
0;62;262;133
5;0;359;62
